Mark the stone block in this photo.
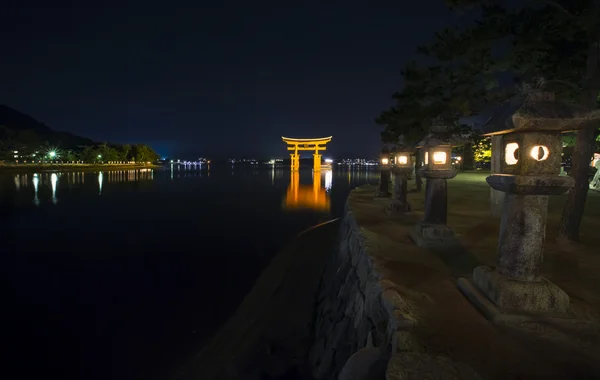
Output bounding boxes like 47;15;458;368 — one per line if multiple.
339;347;389;380
472;265;570;314
409;223;458;248
386;353;482;380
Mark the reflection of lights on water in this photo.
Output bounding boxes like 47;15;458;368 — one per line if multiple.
98;172;103;195
51;173;58;204
14;175;20;191
283;172;330;212
325;170;332;191
32;173;40;206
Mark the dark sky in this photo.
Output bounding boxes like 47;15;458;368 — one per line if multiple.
0;1;459;158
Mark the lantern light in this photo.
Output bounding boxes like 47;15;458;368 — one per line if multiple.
381;158;389;165
398;155;408;165
530;145;549;161
505;142;519;165
433;151;447;165
422;145;453;171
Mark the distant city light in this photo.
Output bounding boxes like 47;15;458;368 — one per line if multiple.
324;158;333;163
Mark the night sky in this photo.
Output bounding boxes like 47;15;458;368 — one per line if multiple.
0;1;459;158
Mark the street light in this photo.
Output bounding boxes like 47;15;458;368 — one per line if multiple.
48;151;56;158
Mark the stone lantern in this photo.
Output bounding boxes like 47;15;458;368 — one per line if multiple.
375;148;392;198
386;143;413;215
409;121;463;247
458;87;600;320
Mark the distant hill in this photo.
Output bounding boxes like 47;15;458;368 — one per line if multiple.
0;104;95;149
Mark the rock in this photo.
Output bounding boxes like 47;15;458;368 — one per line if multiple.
394;332;421;353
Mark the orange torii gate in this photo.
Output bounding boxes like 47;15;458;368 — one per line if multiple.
281;136;332;172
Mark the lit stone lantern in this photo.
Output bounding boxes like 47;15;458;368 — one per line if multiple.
375;148;392;198
458;87;600;320
386;143;413;215
409;121;463;247
422;142;453;172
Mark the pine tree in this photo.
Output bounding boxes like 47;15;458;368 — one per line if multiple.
413;0;600;242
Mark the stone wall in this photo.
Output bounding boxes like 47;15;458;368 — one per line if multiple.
168;220;341;380
309;200;398;380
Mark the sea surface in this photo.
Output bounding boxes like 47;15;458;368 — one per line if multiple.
0;164;378;380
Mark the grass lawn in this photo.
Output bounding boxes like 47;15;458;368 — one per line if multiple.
349;172;600;379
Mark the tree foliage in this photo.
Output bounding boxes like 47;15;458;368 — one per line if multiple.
377;0;600;241
0;138;160;164
473;137;492;163
375;59;482;145
378;0;600;141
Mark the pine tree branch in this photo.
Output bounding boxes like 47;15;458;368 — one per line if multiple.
543;79;582;92
448;0;576;18
532;0;576;18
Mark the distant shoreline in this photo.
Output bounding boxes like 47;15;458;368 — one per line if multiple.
0;163;163;172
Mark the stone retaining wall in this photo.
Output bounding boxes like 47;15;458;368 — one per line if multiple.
309;200;398;379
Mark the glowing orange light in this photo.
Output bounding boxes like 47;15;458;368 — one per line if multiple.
505;142;519;165
530;145;549;161
433;151;447;164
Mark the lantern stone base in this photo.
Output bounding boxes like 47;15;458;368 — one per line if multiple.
409;222;458;248
458;266;570;324
385;199;411;217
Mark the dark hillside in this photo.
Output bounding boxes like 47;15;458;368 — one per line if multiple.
0;104;95;148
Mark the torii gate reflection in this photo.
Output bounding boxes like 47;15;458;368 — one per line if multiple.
283;171;331;212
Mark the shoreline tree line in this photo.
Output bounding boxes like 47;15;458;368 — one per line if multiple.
0;126;160;164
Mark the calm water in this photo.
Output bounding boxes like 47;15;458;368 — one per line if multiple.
0;164;378;380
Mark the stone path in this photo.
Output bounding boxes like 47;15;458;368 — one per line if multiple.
350;172;600;380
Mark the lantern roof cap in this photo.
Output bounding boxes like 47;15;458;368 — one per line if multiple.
481;89;600;136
